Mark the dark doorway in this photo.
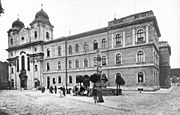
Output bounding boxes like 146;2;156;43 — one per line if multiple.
47;77;50;89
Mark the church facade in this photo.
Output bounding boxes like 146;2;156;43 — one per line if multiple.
7;9;171;91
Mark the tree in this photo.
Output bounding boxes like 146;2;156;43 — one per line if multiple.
90;73;100;83
0;0;4;16
115;73;125;88
115;73;125;95
76;75;84;86
83;75;90;88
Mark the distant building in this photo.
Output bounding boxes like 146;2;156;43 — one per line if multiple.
6;9;171;91
170;68;180;84
0;61;9;89
159;41;171;88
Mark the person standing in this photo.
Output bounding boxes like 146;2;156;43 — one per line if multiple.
62;85;66;96
54;85;57;94
92;86;98;103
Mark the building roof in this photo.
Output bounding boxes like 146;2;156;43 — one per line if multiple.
171;68;180;77
30;9;53;27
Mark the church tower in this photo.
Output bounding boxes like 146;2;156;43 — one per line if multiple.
30;8;54;42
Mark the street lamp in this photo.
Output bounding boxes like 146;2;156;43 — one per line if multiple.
96;49;104;103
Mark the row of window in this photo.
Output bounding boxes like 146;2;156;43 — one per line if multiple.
10;49;145;74
46;28;146;57
10;31;50;45
47;72;145;86
46;50;145;70
34;31;49;39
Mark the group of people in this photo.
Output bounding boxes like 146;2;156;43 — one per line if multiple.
49;85;66;96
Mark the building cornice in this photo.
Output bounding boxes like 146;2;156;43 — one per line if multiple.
27;53;44;57
6;41;44;52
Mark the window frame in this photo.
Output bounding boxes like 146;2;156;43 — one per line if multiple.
136;50;145;63
46;32;49;39
102;56;106;66
75;44;79;53
93;40;98;50
58;46;61;56
116;53;122;64
69;45;72;54
136;29;145;43
115;34;123;46
84;58;88;67
137;72;145;83
69;76;72;83
69;60;72;69
75;59;79;68
58;61;61;70
102;38;106;49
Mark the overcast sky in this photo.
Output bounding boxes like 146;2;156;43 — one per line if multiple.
0;0;180;68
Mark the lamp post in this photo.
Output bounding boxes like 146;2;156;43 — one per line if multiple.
96;49;104;103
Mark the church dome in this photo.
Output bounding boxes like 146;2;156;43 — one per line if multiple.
12;19;24;28
35;9;49;21
30;9;53;27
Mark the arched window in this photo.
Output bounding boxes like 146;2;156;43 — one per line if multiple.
69;60;72;68
35;65;38;71
27;57;30;71
93;40;98;50
58;46;61;56
58;61;61;70
75;59;79;68
34;31;37;38
69;76;72;83
75;44;79;53
58;76;61;83
93;57;97;67
47;63;49;70
47;48;50;57
116;53;121;64
21;55;25;70
10;38;13;45
69;45;72;54
116;34;123;46
34;47;37;52
138;72;144;83
84;58;88;67
102;56;106;66
137;29;145;42
137;50;144;63
46;32;49;39
102;38;106;49
84;42;89;52
16;59;19;72
53;78;56;84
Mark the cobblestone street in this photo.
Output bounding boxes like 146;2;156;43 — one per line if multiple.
0;86;180;115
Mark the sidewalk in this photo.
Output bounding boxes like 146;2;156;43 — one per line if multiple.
65;95;130;112
141;86;175;94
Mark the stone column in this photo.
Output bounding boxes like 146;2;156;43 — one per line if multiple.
132;29;135;45
112;33;114;48
123;31;125;47
146;26;149;43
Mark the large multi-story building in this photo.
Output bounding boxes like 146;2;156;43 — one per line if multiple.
6;9;171;91
0;61;9;90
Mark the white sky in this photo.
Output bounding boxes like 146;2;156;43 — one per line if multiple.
0;0;180;68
